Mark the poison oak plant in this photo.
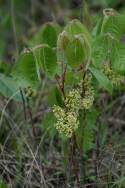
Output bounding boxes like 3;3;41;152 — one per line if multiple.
0;8;125;182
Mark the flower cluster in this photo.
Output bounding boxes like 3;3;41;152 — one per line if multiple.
53;73;94;137
24;86;37;98
102;63;124;86
53;105;79;137
82;88;94;109
65;89;81;113
80;73;94;110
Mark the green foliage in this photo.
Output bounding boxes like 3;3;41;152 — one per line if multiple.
57;31;71;51
12;50;40;88
57;24;91;69
2;9;125;147
101;13;125;40
1;1;125;186
0;73;21;101
65;35;85;68
64;19;91;42
65;71;81;86
92;18;103;36
89;66;113;93
12;11;125;94
111;43;125;74
92;34;115;67
1;9;125;174
34;45;58;77
42;23;60;48
48;87;63;107
29;22;60;48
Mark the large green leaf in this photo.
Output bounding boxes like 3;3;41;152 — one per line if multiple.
92;34;116;67
12;50;39;88
111;43;125;74
29;22;60;48
57;31;71;51
42;23;60;48
64;19;91;42
89;66;113;93
0;73;21;101
65;35;86;68
57;20;91;69
101;13;125;40
34;45;58;77
56;31;71;68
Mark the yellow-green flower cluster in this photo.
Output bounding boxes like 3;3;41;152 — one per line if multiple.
82;88;94;109
65;89;81;113
80;73;94;110
53;105;79;137
103;63;124;86
24;86;37;98
53;89;81;137
53;73;95;137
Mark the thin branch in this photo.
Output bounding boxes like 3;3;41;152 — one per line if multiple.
55;75;66;100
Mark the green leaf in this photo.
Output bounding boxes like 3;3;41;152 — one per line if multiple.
64;19;91;42
57;20;91;69
12;50;39;88
29;22;60;48
92;34;116;67
89;66;113;93
111;42;125;74
92;17;103;36
0;74;21;101
65;71;75;85
57;31;72;68
57;31;71;51
101;13;125;40
92;36;106;67
48;87;63;107
42;23;60;48
65;35;86;68
34;45;58;77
